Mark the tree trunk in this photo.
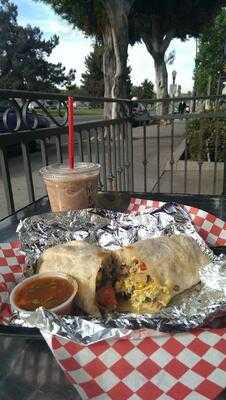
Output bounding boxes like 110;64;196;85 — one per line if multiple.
111;14;128;118
102;25;115;120
154;53;169;114
101;0;134;119
142;19;173;115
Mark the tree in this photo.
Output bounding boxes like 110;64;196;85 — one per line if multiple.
81;43;132;98
38;0;135;118
131;79;155;99
194;9;226;96
81;43;104;97
132;0;225;113
64;83;88;97
0;0;75;91
100;0;135;117
142;79;155;99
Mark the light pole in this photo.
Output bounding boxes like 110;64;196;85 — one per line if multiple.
172;70;177;112
172;70;177;86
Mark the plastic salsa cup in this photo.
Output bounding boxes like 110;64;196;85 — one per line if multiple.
10;272;78;316
40;162;100;212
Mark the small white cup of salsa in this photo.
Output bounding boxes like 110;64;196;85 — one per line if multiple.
10;272;78;315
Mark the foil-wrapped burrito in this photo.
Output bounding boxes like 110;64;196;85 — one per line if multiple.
37;235;208;316
14;203;226;344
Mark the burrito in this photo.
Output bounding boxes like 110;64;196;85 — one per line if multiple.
38;235;209;316
96;234;209;314
38;240;112;316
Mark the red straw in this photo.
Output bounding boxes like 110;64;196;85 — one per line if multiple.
67;96;75;169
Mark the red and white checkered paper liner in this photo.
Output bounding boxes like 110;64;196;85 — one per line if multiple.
0;240;24;325
127;198;226;247
42;328;226;400
0;200;226;400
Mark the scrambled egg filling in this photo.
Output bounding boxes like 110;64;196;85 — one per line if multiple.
115;272;171;311
96;259;172;312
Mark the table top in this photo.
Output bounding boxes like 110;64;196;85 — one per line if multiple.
0;192;226;400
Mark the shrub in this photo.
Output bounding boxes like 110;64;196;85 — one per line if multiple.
186;116;226;162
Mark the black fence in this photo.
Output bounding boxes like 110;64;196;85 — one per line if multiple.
0;89;225;220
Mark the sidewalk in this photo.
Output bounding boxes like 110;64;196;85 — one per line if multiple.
157;161;224;195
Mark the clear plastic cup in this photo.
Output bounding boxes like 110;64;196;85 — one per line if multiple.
40;162;100;212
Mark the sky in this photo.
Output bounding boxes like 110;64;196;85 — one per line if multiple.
15;0;196;93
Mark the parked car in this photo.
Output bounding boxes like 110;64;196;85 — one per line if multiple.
0;107;50;155
45;100;59;110
131;101;156;127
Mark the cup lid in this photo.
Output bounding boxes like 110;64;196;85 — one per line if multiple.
40;162;100;180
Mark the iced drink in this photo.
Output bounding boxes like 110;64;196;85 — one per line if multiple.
40;163;100;212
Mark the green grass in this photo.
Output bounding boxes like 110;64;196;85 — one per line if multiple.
76;107;103;116
35;107;103;118
35;108;63;117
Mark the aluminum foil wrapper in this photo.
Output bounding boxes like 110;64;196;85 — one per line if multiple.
12;258;226;344
13;203;226;344
17;203;214;269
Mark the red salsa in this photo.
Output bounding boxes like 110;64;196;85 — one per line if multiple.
15;276;74;311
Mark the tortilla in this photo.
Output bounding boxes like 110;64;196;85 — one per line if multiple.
37;240;112;316
112;234;209;313
37;235;209;316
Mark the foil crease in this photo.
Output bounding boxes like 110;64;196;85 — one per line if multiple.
13;203;226;344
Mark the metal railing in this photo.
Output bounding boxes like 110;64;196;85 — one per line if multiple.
0;90;133;219
142;110;226;196
0;89;225;220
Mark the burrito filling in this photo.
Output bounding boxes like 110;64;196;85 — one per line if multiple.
96;257;171;313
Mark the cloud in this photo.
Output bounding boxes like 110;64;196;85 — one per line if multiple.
16;0;93;83
49;37;93;83
128;43;155;86
17;0;80;38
